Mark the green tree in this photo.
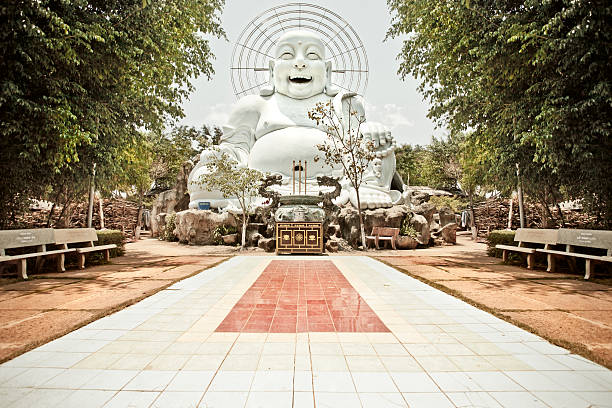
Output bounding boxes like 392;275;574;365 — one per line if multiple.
0;0;224;227
149;125;215;192
388;0;612;227
395;133;464;193
198;150;265;249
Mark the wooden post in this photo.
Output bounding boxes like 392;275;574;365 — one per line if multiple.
293;160;295;195
298;160;302;194
304;161;307;195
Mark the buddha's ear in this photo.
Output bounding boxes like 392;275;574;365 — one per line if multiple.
324;60;339;97
260;60;275;96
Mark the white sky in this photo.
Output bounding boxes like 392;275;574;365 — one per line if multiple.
179;0;446;146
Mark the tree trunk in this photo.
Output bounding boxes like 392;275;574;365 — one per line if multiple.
241;214;247;249
98;194;105;229
356;190;367;250
46;202;56;227
516;164;525;228
87;163;96;228
507;195;514;229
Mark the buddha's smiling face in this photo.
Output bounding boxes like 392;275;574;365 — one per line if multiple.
273;31;328;99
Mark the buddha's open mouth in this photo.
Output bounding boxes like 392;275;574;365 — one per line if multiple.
289;75;312;84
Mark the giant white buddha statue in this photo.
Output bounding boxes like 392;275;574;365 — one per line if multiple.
188;30;406;210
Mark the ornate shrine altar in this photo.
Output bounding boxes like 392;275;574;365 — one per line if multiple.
276;221;323;254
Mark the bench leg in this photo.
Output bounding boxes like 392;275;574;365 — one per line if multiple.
526;253;534;270
17;259;28;280
34;256;45;273
104;249;110;262
78;253;86;269
547;254;556;273
391;239;396;250
567;257;578;274
56;253;66;273
584;259;594;280
502;250;508;263
375;237;379;250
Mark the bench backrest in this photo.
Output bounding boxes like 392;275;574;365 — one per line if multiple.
53;228;99;245
371;226;400;238
514;228;559;245
0;228;55;250
558;229;612;250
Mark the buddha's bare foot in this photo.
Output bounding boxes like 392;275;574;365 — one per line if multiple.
349;187;393;209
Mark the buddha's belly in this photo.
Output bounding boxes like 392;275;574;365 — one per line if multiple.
248;127;337;177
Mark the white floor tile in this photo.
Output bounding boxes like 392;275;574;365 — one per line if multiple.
244;391;292;408
533;391;591;408
489;391;548;408
465;371;523;392
60;389;116;408
199;391;248;408
123;371;177;391
430;372;482;392
251;370;293;392
446;392;503;407
102;390;159;408
390;372;440;393
315;392;362;408
359;392;407;407
351;371;398;393
504;371;566;391
151;391;203;408
293;391;315;408
4;367;65;388
294;370;313;392
166;371;215;392
401;392;454;408
208;370;255;392
313;371;355;392
80;369;139;390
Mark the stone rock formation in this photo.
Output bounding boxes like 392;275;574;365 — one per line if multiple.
151;160;194;236
174;209;238;245
440;222;458;244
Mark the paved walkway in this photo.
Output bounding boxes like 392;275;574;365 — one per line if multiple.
1;255;611;407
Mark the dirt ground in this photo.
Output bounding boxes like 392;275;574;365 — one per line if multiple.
1;233;610;369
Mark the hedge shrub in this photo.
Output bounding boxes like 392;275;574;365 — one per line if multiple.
486;230;516;257
96;229;125;256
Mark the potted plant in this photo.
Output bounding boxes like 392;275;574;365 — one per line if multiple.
397;216;419;249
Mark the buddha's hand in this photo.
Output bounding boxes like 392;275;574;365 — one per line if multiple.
360;121;395;153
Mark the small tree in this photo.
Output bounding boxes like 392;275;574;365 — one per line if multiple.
198;149;265;249
309;101;375;249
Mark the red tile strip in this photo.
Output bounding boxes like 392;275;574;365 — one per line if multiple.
215;260;389;333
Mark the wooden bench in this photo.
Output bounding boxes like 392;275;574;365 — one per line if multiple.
536;228;612;279
495;228;559;269
54;228;117;269
366;227;399;250
0;229;76;279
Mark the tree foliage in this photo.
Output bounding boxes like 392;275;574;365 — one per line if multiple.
395;133;465;193
149;125;219;193
388;0;612;226
0;0;224;227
